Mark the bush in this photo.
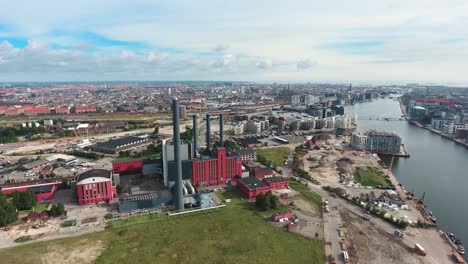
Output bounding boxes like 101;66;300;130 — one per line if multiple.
118;229;128;236
14;236;32;243
50;203;65;217
104;213;114;220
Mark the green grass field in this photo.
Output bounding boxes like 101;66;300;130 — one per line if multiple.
353;167;389;187
0;192;324;264
256;147;290;167
288;180;322;210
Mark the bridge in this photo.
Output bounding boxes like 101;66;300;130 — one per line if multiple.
361;117;406;122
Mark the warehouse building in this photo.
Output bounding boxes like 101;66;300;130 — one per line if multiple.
93;136;149;154
236;177;270;199
74;169;117;205
236;176;289;199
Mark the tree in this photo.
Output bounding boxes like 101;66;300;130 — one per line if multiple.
152;126;159;135
11;191;23;209
61;179;69;189
56;203;65;216
12;190;37;210
270;194;280;209
262;195;271;211
180;128;193;142
116;185;123;194
50;204;58;217
264;191;279;210
256;193;266;210
0;193;17;227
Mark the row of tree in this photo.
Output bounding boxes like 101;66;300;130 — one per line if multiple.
256;155;273;168
255;191;280;211
0;125;46;143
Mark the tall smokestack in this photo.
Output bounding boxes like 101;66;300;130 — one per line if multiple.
219;113;224;147
206;113;211;155
192;114;198;157
172;98;184;211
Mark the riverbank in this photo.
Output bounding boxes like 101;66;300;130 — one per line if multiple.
406;119;468;148
398;97;468;149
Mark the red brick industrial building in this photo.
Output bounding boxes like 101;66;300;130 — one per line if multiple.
75;169;117;205
0;181;60;202
192;148;242;186
236;176;289;199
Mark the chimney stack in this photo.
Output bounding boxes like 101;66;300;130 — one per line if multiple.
192;114;198;157
206;113;211;155
172;98;184;211
219;113;224;147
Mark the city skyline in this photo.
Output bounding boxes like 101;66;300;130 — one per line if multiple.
1;0;468;84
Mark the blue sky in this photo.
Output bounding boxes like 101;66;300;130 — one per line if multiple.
0;0;468;83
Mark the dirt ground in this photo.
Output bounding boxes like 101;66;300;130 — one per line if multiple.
40;239;105;264
272;188;324;240
304;148;382;188
340;210;430;264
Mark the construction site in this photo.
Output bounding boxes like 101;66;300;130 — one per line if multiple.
301;135;458;264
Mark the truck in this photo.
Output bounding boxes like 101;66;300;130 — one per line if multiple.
414;243;426;256
342;251;350;264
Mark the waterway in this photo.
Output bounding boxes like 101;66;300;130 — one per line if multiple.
345;98;468;257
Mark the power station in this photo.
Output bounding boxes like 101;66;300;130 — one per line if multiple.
160;101;242;210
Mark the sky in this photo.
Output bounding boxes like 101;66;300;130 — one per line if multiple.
1;0;468;84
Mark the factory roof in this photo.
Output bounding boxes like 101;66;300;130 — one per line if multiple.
237;177;268;190
263;176;288;184
119;193;159;203
234;148;255;156
366;130;400;137
30;185;54;194
242;160;262;168
94;136;147;150
22;159;50;170
237;137;262;145
77;169;111;182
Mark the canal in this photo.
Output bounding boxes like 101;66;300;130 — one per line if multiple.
345;97;468;256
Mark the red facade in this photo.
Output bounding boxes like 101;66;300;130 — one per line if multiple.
263;178;289;189
191;148;242;186
76;181;115;205
112;160;143;174
272;212;294;222
1;183;58;202
237;182;269;199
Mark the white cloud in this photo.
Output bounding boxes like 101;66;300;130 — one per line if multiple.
296;59;315;70
0;1;468;83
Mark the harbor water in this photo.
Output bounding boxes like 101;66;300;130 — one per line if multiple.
345;98;468;257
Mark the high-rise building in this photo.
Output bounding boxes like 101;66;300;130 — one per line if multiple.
240;86;245;94
304;95;319;105
291;95;301;105
168;87;172;95
366;130;402;154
